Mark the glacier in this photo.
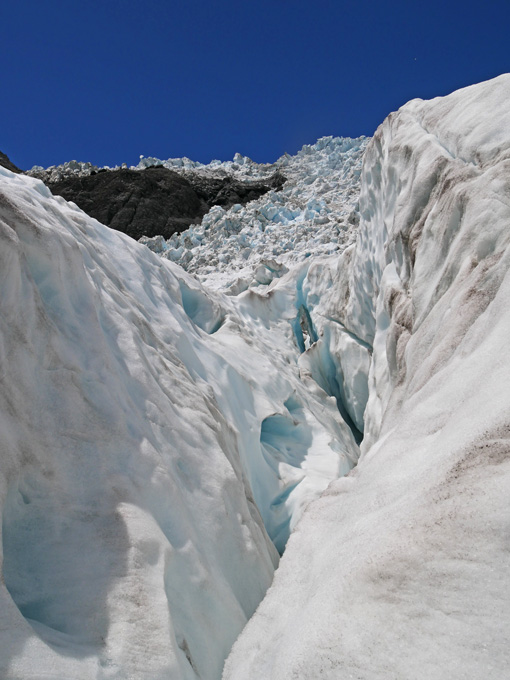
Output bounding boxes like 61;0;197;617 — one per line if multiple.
1;73;510;679
224;74;510;679
0;148;359;678
28;135;368;293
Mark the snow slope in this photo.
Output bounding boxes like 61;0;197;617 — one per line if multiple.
223;74;510;679
0;156;359;678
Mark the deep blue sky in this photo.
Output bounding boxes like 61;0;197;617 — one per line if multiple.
2;0;509;170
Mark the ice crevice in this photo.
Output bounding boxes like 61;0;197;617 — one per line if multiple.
179;279;226;334
169;256;366;563
258;396;313;555
223;74;510;680
299;327;365;445
1;144;368;677
290;275;367;444
3;75;510;680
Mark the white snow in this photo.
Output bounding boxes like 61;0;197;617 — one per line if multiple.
223;74;510;680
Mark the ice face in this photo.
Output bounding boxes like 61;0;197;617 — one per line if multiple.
0;168;277;679
0;153;361;679
223;74;510;680
155;136;368;291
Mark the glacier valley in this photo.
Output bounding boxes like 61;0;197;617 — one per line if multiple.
1;74;510;679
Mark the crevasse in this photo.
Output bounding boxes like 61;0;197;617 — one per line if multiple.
223;74;510;680
2;75;510;680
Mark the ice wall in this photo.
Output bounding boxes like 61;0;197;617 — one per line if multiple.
3;74;510;680
223;74;510;679
0;162;359;679
0;170;278;680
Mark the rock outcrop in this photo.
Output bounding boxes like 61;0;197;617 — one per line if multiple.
0;152;21;174
45;166;285;240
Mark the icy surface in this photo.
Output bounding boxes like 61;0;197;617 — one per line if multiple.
27;160;128;182
223;74;510;679
0;159;359;678
144;136;367;292
7;74;510;680
27;137;368;294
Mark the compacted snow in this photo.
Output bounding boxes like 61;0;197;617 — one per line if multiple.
2;74;510;680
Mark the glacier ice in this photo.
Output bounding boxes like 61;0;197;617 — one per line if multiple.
0;148;359;678
223;74;510;680
28;135;367;293
3;74;510;680
150;136;368;292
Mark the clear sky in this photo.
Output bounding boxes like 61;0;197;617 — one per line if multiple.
2;0;509;170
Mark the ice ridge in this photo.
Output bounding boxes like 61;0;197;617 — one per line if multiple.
223;73;510;680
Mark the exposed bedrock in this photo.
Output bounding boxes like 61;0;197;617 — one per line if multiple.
44;166;285;241
0;151;22;174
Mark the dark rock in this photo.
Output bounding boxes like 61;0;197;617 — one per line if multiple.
46;166;286;241
0;151;22;173
48;167;210;240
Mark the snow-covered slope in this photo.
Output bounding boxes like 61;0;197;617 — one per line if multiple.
0;158;359;678
224;74;510;679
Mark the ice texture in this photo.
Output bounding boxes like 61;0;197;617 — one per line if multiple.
0;155;359;678
145;136;368;292
29;137;367;292
223;74;510;680
4;74;510;680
